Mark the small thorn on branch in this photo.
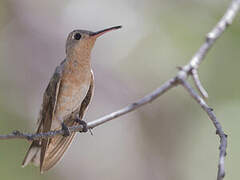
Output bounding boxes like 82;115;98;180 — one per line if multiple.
26;135;34;141
12;130;21;136
209;107;214;111
89;128;94;136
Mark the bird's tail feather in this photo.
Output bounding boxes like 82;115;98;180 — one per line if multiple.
22;140;41;167
40;132;76;173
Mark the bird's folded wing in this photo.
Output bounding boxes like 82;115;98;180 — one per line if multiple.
39;62;64;172
40;71;94;173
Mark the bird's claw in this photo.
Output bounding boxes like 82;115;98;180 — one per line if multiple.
61;123;71;137
75;118;88;133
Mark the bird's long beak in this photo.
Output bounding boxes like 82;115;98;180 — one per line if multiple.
90;25;122;38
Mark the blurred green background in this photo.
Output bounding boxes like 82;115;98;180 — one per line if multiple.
0;0;239;179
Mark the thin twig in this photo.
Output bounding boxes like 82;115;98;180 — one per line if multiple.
0;1;239;180
180;80;227;180
192;69;208;98
87;77;177;129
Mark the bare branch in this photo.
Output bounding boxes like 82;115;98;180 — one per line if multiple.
0;77;178;141
184;0;240;72
180;80;227;180
87;77;177;129
1;1;239;180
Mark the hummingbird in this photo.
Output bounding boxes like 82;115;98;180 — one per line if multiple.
22;25;122;173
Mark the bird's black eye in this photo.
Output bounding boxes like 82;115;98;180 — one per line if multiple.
74;33;81;40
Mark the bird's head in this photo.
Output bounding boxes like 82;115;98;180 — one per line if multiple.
65;26;122;55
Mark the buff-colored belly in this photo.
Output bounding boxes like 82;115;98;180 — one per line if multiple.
52;69;91;130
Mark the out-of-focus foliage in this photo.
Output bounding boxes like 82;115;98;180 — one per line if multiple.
0;0;239;180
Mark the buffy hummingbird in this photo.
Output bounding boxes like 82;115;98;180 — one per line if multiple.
22;25;122;173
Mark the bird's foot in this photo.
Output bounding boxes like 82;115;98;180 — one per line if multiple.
61;123;71;137
75;118;88;133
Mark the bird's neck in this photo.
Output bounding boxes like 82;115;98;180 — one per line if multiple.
66;48;92;70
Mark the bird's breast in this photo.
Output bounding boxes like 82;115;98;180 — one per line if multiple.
53;61;92;127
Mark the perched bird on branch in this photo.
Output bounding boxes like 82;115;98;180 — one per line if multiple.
22;25;122;173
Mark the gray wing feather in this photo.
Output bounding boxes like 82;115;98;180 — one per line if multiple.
22;60;65;168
